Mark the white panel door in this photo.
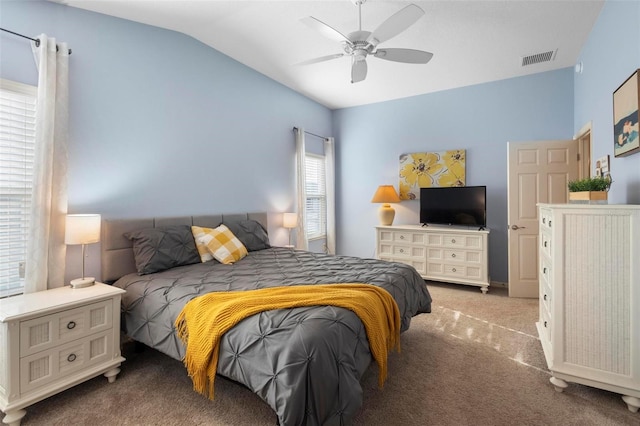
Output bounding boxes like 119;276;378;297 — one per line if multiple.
507;140;578;298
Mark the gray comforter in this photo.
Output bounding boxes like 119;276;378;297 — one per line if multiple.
114;247;431;425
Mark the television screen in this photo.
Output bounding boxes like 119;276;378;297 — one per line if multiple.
420;186;486;227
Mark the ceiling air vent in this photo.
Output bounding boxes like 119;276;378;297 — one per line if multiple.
521;49;557;67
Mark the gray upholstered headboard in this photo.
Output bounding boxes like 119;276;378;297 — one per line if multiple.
100;212;268;283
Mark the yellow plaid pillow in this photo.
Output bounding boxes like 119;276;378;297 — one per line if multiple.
191;226;216;263
199;224;248;265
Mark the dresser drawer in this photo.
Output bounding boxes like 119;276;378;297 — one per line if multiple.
442;249;482;264
540;209;552;229
427;262;483;280
20;329;114;394
379;256;426;275
540;231;551;258
539;305;552;343
427;232;482;249
378;230;425;245
20;300;113;357
392;245;425;258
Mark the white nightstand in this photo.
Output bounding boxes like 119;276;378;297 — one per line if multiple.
0;283;126;426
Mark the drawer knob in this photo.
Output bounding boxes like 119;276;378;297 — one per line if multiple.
544;241;548;248
399;249;404;253
543;267;547;274
451;253;456;258
544;321;548;328
451;267;457;272
543;294;547;301
542;218;546;224
67;321;76;330
549;220;552;227
400;235;405;240
67;353;77;363
451;239;456;243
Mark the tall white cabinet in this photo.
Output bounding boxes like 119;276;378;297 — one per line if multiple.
376;225;490;293
537;204;640;413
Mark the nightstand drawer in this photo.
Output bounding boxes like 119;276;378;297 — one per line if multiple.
20;329;114;394
20;300;113;357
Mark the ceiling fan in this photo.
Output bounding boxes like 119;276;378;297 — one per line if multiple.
299;0;433;83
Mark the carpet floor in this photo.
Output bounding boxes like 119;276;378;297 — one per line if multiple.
19;282;639;425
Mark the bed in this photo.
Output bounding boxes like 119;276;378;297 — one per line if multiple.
101;213;432;426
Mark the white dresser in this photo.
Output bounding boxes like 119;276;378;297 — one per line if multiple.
376;225;490;293
0;283;125;426
537;204;640;413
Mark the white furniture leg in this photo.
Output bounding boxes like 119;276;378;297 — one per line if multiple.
2;409;26;426
104;367;121;383
550;376;568;393
622;395;640;413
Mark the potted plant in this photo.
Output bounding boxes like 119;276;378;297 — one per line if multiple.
567;175;612;203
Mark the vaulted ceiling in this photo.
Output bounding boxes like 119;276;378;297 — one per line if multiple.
53;0;604;109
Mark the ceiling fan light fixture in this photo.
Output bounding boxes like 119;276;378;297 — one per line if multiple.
300;2;432;83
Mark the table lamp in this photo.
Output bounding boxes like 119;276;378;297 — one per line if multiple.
283;212;297;248
65;214;101;288
371;185;401;226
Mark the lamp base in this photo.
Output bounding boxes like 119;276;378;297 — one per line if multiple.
70;277;95;289
378;204;396;226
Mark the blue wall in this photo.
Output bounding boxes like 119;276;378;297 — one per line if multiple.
2;0;638;286
574;0;640;204
0;0;332;220
0;1;332;281
332;69;575;283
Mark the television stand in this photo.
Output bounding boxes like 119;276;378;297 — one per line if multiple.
375;224;490;294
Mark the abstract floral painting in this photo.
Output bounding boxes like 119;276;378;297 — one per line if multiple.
398;150;466;200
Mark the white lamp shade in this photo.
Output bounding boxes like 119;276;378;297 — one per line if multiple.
65;214;101;245
283;212;298;229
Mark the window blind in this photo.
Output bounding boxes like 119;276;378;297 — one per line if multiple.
0;80;36;297
305;153;326;240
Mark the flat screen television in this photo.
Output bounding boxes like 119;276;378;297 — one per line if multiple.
420;186;486;228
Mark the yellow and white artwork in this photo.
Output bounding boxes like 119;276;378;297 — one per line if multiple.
398;150;466;200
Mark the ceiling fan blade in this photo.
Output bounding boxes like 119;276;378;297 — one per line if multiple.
374;48;433;64
367;4;425;45
296;53;345;66
351;58;368;83
301;16;350;44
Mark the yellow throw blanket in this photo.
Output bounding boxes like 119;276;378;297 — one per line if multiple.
175;283;401;400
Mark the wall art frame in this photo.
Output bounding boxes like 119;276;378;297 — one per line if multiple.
613;68;640;158
398;150;465;200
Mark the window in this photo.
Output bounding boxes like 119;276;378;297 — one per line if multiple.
0;79;36;297
305;153;326;240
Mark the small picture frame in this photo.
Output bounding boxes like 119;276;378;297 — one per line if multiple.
613;69;640;157
595;154;609;177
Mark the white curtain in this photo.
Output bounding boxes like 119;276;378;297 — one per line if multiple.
294;127;309;250
324;137;336;254
24;35;69;293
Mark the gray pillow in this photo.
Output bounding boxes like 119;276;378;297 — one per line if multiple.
124;225;201;275
224;220;271;251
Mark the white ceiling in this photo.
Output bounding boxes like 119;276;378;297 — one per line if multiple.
53;0;604;110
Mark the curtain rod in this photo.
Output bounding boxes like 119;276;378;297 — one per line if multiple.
1;28;72;55
292;127;328;141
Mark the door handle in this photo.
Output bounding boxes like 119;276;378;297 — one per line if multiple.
510;225;526;230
